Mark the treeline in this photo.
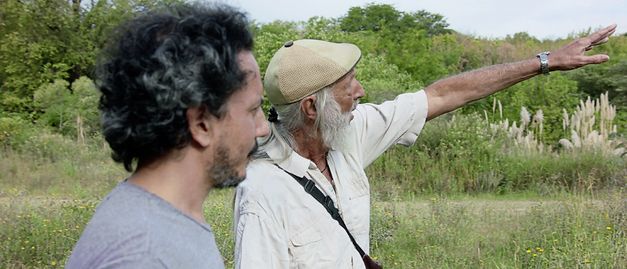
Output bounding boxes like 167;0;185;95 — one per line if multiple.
1;0;626;147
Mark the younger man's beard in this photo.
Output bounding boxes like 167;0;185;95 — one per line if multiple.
210;141;259;189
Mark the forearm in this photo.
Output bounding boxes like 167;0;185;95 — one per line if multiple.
424;58;539;120
422;24;616;121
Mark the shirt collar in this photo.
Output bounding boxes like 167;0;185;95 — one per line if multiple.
265;139;311;178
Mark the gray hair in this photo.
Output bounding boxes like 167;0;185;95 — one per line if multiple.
256;86;336;161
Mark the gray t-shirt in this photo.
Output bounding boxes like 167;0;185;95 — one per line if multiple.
66;181;225;269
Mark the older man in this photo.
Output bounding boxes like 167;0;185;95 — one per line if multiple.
66;3;268;268
233;24;617;268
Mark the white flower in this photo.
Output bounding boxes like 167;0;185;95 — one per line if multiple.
520;107;530;128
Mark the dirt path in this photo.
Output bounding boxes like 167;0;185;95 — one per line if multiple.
1;196;610;215
375;199;610;217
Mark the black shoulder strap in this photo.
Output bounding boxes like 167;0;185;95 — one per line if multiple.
276;165;367;258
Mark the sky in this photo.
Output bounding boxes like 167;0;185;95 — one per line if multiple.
222;0;626;40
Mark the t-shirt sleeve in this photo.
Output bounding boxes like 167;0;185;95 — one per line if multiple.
350;90;428;167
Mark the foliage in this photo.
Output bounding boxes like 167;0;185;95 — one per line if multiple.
0;0;180;114
33;77;99;140
354;54;423;103
0;114;36;149
368;111;626;198
251;21;301;78
339;3;450;36
461;72;582;144
2;1;626;135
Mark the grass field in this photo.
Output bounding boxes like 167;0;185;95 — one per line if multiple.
0;109;625;268
1;188;625;268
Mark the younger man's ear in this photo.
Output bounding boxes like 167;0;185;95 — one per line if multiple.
187;106;213;147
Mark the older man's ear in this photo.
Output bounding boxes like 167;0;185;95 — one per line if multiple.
300;96;319;121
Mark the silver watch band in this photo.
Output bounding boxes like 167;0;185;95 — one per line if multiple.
536;51;550;75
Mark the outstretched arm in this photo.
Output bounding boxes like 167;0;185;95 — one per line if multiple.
424;24;617;120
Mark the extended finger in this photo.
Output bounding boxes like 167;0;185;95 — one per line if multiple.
582;54;610;64
591;37;610;46
589;24;617;43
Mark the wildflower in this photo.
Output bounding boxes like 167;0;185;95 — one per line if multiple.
520;107;530;128
606;226;612;231
533;109;544;125
526;249;532;254
498;100;503;119
559;139;574;150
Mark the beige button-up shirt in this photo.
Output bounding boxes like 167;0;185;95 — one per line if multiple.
234;91;428;269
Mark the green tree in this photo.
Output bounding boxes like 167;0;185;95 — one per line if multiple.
339;4;450;36
340;4;401;32
33;76;99;141
0;0;181;114
251;20;300;77
401;10;451;37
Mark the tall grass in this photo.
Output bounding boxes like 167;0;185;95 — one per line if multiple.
0;125;125;198
0;93;624;268
0;199;97;268
2;190;624;268
368;93;626;199
369;193;626;268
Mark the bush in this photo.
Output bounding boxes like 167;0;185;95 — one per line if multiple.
33;77;99;141
367;112;626;199
0;115;32;148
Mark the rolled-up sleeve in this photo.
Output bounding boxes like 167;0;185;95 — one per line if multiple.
351;90;428;167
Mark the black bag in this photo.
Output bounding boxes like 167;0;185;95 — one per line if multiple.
362;254;383;269
278;165;383;269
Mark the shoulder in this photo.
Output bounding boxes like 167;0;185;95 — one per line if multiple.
241;159;289;187
238;160;288;200
67;205;152;268
69;182;223;268
236;159;296;216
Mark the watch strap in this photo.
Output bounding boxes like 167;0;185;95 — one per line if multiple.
536;51;551;75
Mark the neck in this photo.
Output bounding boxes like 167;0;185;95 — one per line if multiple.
128;148;211;223
292;127;328;163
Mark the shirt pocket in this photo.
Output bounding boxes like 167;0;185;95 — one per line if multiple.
289;224;326;269
290;225;321;247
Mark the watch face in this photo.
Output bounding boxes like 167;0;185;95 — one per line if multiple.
537;52;550;74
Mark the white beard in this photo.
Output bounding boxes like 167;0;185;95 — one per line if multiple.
319;99;355;150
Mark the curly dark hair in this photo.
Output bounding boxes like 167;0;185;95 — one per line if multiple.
96;2;253;171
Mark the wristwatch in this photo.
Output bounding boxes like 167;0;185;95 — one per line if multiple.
536;51;550;75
